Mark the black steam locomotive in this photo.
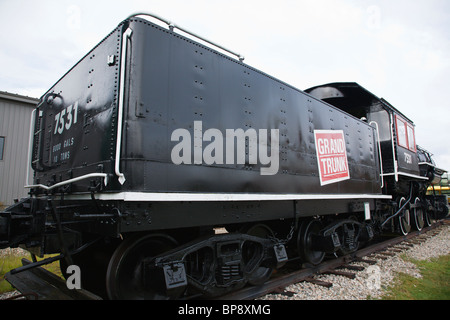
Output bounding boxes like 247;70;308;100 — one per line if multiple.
0;14;447;299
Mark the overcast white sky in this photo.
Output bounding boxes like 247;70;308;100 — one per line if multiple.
1;0;449;170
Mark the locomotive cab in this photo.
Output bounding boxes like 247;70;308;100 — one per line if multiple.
305;82;428;195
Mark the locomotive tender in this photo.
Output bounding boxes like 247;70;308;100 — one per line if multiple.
0;13;447;299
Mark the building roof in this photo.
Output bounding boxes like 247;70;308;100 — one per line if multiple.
0;90;39;105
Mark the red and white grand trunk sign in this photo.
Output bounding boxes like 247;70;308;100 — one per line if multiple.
314;130;350;186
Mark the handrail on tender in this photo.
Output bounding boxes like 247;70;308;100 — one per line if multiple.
126;12;245;62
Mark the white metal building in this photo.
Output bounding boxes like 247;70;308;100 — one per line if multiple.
0;91;39;208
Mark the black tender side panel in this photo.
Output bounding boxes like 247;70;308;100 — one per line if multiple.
119;18;381;195
31;18;382;196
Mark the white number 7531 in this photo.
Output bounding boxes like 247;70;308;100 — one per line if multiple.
54;102;78;135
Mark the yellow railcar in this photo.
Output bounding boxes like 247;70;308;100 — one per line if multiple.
427;173;450;204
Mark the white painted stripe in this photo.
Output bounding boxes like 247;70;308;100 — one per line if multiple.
61;191;392;202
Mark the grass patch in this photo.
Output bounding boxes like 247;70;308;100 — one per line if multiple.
0;254;27;294
0;250;63;294
382;254;450;300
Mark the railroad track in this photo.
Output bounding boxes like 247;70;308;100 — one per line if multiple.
2;220;447;300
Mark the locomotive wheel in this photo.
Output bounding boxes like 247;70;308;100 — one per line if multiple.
398;197;411;236
242;224;275;286
106;233;178;300
424;205;432;227
411;197;425;231
297;219;325;266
